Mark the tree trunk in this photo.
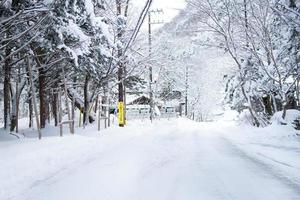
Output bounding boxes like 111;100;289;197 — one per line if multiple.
3;48;11;130
297;78;300;107
83;74;90;125
282;94;288;120
51;90;58;126
10;67;24;132
31;46;49;129
38;66;48;128
10;91;17;132
27;56;42;139
262;95;273;117
94;95;99;113
29;93;33;128
67;87;95;123
241;84;260;127
289;0;296;8
26;64;33;128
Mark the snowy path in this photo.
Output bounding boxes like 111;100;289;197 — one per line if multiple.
2;119;300;200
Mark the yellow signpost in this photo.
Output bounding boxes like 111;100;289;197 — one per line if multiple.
118;102;125;126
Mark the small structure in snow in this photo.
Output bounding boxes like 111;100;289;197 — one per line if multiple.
127;95;151;105
125;94;158;120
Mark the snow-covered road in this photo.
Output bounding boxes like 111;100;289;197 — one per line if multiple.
2;119;300;200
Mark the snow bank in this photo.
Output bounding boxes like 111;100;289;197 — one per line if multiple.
0;120;154;200
271;109;300;126
220;109;239;121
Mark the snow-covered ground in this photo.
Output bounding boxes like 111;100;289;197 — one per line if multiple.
1;118;300;200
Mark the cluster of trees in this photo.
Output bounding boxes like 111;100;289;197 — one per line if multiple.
147;8;233;122
2;0;298;132
0;0;151;133
187;0;300;126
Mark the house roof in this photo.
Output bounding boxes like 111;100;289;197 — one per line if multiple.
126;94;150;105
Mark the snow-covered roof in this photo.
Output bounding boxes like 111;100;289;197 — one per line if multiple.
126;94;150;105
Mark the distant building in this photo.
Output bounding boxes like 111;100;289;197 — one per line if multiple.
127;95;151;105
125;94;154;120
125;94;181;119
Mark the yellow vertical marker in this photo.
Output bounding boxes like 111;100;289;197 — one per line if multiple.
118;102;125;126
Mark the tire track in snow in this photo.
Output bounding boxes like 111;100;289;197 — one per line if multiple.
220;136;300;197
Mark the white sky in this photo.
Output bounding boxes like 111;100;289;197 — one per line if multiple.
133;0;187;30
150;0;186;22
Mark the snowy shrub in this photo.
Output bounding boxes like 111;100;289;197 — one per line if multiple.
271;110;300;129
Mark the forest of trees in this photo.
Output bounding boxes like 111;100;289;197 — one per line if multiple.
185;0;300;126
0;0;300;135
145;0;300;126
0;0;152;135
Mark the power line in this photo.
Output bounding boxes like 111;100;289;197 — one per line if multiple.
123;0;153;54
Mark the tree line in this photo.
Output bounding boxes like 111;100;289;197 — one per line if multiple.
187;0;300;126
0;0;151;134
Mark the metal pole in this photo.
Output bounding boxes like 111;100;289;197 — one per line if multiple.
185;65;188;116
148;12;153;122
147;9;164;122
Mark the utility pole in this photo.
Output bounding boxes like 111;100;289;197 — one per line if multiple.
116;0;125;127
185;65;189;116
115;0;153;126
148;9;164;122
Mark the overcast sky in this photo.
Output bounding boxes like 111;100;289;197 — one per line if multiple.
133;0;187;30
150;0;186;22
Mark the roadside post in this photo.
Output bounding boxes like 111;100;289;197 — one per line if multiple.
118;102;125;126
